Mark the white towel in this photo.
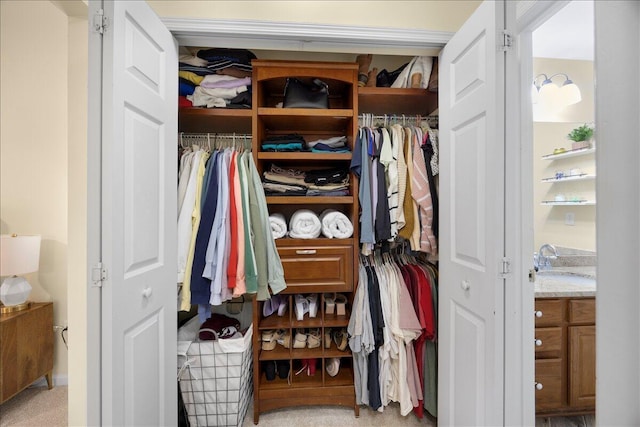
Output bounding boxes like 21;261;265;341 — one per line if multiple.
269;213;288;239
320;209;354;239
289;209;321;239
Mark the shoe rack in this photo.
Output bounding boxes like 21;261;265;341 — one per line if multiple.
250;60;359;423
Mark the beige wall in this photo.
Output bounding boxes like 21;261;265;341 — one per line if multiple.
0;0;69;378
533;57;595;252
149;1;481;32
67;15;88;426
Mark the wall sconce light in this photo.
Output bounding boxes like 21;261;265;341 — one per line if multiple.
532;73;582;111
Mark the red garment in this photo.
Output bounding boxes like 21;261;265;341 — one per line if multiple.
226;151;238;288
178;96;193;108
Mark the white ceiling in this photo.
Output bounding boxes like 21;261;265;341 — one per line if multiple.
533;0;594;61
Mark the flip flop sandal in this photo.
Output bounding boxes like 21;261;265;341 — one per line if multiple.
307;328;321;349
293;329;307;349
323;293;336;315
333;329;348;351
335;294;348;316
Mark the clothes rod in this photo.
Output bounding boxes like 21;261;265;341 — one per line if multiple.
179;132;252;150
358;113;438;127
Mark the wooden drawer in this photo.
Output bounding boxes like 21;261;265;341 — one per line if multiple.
535;358;564;411
278;244;353;292
569;299;595;324
535;299;564;326
534;327;562;355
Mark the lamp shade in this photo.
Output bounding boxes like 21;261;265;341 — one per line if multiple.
0;234;41;276
560;80;582;106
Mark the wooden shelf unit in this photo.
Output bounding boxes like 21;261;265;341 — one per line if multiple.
251;59;359;423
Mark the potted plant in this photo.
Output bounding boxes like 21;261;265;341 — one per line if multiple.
567;124;594;150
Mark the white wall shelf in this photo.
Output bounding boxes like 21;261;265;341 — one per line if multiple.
542;147;595;161
541;174;596;183
541;200;596;206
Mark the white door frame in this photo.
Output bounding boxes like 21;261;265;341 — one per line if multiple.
85;10;538;424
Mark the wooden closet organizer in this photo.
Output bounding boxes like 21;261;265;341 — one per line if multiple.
178;58;438;424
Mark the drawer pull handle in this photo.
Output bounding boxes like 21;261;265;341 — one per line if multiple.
296;249;317;255
535;382;543;391
535;310;543;318
535;339;542;347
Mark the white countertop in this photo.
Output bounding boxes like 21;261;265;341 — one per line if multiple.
534;267;596;298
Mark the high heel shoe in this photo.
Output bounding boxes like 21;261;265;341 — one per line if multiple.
335;294;348;316
323;293;336;315
333;328;348;351
294;294;309;321
307;294;318;318
324;328;332;349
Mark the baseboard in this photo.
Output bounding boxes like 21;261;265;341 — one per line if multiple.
29;374;68;388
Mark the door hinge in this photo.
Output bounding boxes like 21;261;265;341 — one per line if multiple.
500;30;513;51
529;268;537;283
93;9;108;34
91;262;107;288
499;257;512;278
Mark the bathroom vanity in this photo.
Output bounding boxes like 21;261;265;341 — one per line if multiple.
534;269;595;416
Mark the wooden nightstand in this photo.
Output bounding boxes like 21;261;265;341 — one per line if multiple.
0;302;54;404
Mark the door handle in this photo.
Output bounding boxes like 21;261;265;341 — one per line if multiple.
296;249;317;255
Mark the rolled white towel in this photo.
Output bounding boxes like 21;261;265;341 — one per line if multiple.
320;209;354;239
289;209;321;239
269;213;288;239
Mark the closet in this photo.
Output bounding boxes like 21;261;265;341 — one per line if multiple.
178;50;439;424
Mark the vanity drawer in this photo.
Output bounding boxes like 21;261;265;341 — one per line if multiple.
535;358;564;411
569;299;595;324
535;299;564;326
535;327;563;355
278;244;353;292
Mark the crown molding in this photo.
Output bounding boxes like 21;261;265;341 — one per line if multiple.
163;18;452;54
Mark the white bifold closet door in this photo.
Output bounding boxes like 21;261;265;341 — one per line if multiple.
96;0;178;425
439;0;514;425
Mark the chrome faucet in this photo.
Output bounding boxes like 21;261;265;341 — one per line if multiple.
535;244;558;271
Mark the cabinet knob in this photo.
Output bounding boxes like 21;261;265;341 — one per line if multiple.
535;339;542;347
535;310;543;318
461;280;470;291
535;382;543;391
142;287;153;299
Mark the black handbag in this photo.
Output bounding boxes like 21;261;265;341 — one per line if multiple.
283;78;329;109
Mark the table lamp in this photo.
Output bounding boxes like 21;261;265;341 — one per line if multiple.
0;234;41;314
